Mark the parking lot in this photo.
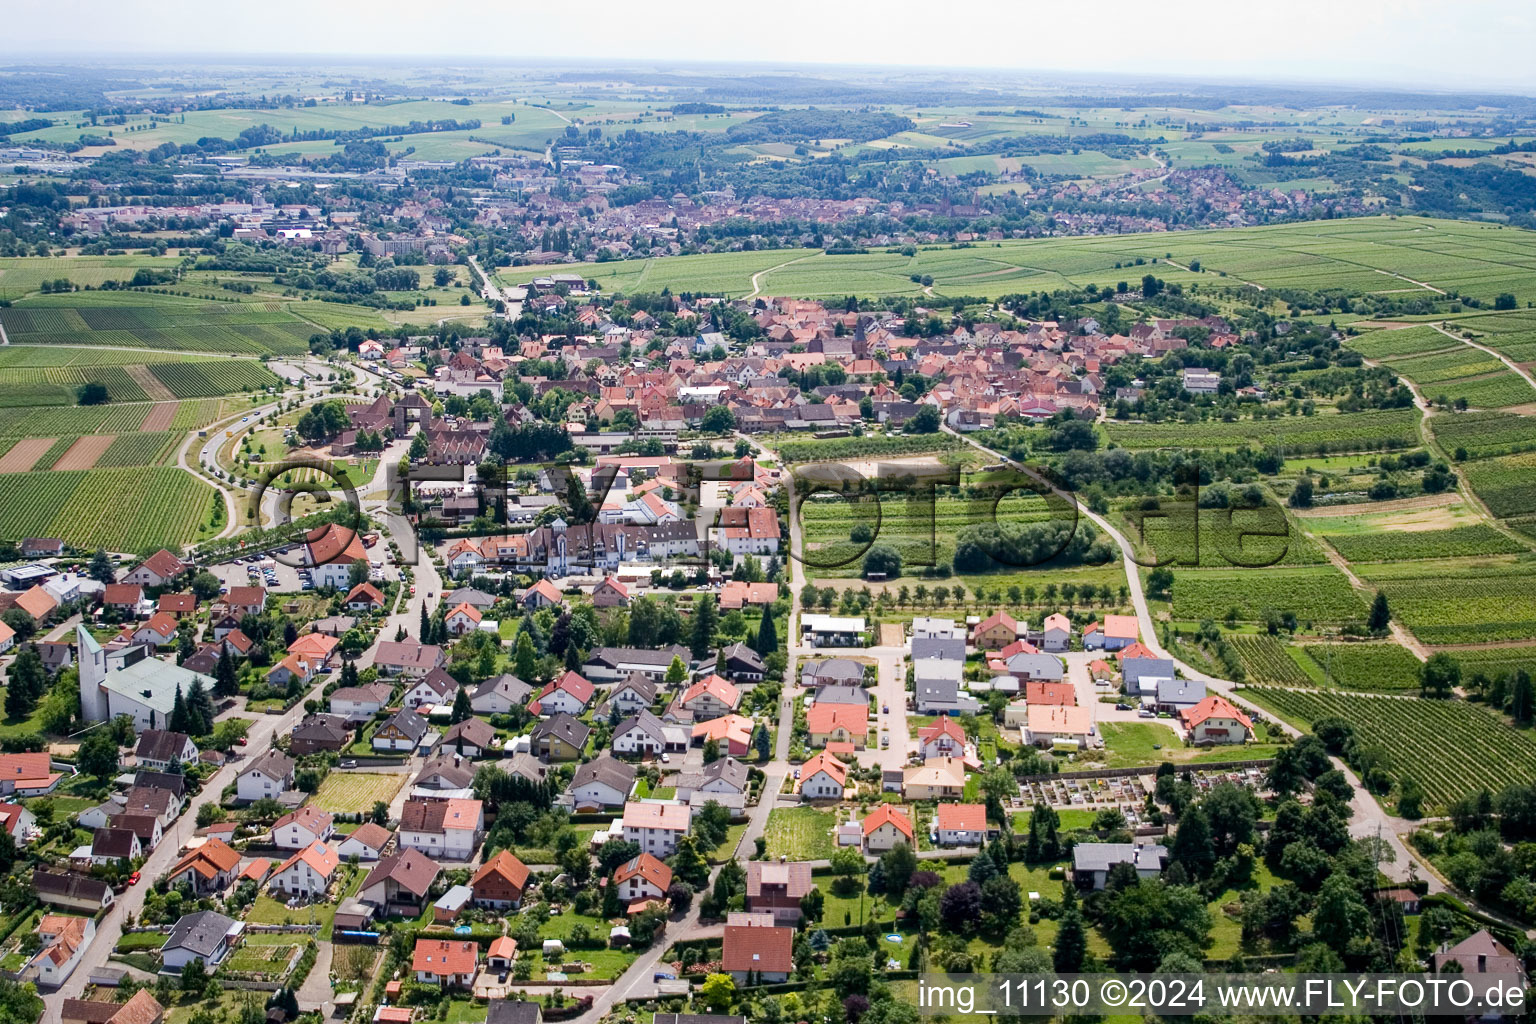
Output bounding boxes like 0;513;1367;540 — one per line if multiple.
208;556;308;594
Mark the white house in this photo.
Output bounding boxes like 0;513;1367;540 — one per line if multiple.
31;914;95;987
566;756;636;811
470;674;531;715
268;841;340;898
159;910;241;971
271;806;335;850
235;749;295;803
798;752;847;801
620;800;691;857
1041;614;1071;652
336;823;392;862
403;668;457;710
329;682;393;723
612;853;672;907
398;799;483;861
611;710;673;757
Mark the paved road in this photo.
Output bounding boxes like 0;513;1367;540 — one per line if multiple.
939;426;1447;891
40;674;334;1021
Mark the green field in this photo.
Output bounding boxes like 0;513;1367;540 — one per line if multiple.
1461;451;1536;518
1447;644;1536;682
0;365;148;406
1430;411;1536;459
1104;407;1420;453
0;295;320;356
1321;524;1526;562
1127;505;1328;568
1165;566;1369;624
763;806;836;861
0;255;171;300
1301;643;1424;692
1345;326;1461;360
1355;556;1536;645
149;361;283;398
1243;688;1536;812
1225;634;1319;686
0;466;217;552
494;217;1536;304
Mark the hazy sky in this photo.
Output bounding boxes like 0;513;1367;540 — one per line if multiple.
9;0;1536;94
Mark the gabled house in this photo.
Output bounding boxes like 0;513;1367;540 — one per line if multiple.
336;822;392;862
567;755;636;811
134;730;197;771
159;910;241;971
608;673;658;716
806;702;867;749
398;799;483;860
269;841;340;898
861;804;915;853
680;674;740;721
235;749;295;803
359;849;441;916
470;850;531;910
374;709;431;753
470;673;532;715
123;550;185;589
403;667;458;709
798;752;847;800
613;853;672;910
442;717;496;758
166;838;242;894
530;713;591;761
528;671;594;716
271;806;335;850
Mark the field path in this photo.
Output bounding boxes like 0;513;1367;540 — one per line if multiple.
140;402;178;431
746;253;819;299
1162;256;1266;291
0;437;56;472
1426;322;1536;393
1375;269;1446;295
53;434;115;471
126;363;175;400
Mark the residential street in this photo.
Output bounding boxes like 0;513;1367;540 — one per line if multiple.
40;673;335;1020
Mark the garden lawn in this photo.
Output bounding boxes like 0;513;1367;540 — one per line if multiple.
764;806;837;861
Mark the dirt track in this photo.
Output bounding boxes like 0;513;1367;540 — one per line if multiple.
0;437;57;472
126;364;175;401
53;434;115;470
140;402;178;431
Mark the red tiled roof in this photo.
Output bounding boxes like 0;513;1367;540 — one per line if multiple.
722;924;793;974
936;803;987;832
862;804;914;840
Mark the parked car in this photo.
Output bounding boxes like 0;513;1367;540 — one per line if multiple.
127;871;140;886
340;759;357;769
1115;703;1131;711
